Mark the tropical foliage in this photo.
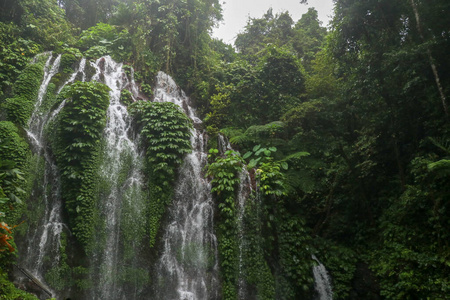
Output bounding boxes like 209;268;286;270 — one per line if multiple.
0;0;449;298
129;101;192;247
52;81;110;249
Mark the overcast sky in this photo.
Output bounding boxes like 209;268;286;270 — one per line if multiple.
212;0;335;44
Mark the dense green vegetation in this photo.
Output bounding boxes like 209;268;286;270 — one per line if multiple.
0;0;448;299
129;101;193;247
52;81;110;249
207;149;245;299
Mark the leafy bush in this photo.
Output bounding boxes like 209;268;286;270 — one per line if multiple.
0;23;41;96
0;122;30;223
77;23;120;49
0;270;38;300
2;62;45;126
78;23;132;61
371;154;450;299
84;46;109;59
60;53;78;73
20;0;75;47
119;89;133;106
276;211;314;299
0;123;30;287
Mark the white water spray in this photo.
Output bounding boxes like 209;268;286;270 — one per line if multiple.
155;72;219;300
19;53;65;299
312;254;333;300
88;56;148;300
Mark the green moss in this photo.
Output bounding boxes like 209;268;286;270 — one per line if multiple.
241;195;275;300
73;266;92;290
0;122;30;169
45;233;92;293
275;209;313;299
120;173;147;260
117;267;149;287
45;233;72;291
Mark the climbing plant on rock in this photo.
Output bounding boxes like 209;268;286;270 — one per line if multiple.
1;59;45;126
53;81;110;250
206;149;245;300
129;101;192;247
0;122;30;225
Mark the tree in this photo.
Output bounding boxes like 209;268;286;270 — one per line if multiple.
292;8;327;71
235;9;294;58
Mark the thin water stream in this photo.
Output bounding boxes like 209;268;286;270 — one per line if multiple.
17;52;85;299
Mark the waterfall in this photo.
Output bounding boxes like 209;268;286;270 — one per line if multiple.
15;54;150;299
21;53;62;286
17;52;73;299
88;56;148;300
154;72;219;300
312;255;333;300
15;56;233;299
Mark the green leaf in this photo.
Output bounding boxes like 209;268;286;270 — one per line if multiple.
243;151;253;159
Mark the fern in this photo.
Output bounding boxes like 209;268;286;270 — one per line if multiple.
283;151;310;161
428;137;450;155
229;134;251;145
285;169;315;194
220;127;244;138
428;159;450;177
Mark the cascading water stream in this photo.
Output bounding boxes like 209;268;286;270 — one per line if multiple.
154;72;219;300
27;53;61;147
312;254;333;300
57;58;87;93
14;55;223;299
88;56;148;300
18;52;85;298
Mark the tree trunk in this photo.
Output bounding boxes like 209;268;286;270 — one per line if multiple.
409;0;448;116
